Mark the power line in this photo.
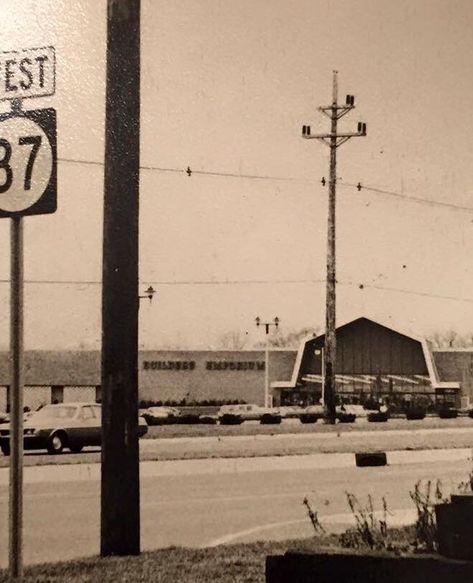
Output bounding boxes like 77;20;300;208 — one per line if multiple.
339;180;473;213
339;280;473;304
59;157;295;182
0;276;471;304
0;277;324;286
59;157;473;213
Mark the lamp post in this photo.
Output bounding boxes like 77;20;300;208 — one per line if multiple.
138;285;156;306
314;348;325;405
255;316;279;407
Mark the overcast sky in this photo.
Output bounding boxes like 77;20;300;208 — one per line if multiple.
1;0;473;349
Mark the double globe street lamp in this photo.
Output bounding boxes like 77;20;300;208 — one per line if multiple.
255;316;280;408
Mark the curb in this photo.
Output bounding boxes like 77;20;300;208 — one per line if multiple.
0;447;471;485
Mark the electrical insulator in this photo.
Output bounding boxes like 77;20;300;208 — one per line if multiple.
357;122;362;133
362;123;367;134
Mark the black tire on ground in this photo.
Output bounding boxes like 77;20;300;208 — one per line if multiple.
355;452;387;467
299;414;318;424
0;442;10;456
47;432;67;455
69;443;84;454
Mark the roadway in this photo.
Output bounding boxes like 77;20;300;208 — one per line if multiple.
0;451;471;567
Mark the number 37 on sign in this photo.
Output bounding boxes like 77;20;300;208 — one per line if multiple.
0;108;57;217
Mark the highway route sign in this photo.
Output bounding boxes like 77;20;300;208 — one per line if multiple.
0;108;57;217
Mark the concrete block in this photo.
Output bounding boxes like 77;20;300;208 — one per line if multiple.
266;550;473;583
355;452;387;467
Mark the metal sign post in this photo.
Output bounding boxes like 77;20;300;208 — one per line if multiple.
9;213;24;580
0;46;57;580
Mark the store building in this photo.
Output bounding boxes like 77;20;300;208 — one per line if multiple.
0;317;471;412
272;317;464;410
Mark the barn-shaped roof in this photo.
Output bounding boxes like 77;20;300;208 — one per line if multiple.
274;317;459;390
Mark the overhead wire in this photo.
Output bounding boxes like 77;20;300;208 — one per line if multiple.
0;276;472;304
59;157;473;213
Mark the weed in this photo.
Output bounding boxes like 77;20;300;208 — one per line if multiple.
457;457;473;493
409;479;448;552
340;493;392;550
303;497;326;536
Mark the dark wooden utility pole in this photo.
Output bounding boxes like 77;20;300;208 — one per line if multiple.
324;71;338;425
302;71;367;424
101;0;141;556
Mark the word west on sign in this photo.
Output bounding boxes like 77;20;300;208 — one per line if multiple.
0;46;55;101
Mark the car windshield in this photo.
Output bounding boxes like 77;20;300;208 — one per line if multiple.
31;405;78;420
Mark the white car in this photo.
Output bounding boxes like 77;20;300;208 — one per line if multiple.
141;406;181;425
218;404;267;422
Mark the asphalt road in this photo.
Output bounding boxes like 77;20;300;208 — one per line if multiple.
0;453;471;568
1;422;473;468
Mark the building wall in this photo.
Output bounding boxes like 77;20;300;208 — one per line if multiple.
433;351;473;403
138;350;296;405
0;349;297;411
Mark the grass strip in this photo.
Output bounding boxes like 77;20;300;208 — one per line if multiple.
0;538;341;583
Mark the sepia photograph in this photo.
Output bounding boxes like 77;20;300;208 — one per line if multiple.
1;0;473;581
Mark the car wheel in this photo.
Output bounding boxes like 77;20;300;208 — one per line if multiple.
47;432;66;454
1;442;10;456
69;443;83;454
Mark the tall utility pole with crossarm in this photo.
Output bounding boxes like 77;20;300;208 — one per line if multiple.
302;70;367;424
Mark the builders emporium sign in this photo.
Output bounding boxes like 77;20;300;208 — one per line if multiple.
142;360;265;371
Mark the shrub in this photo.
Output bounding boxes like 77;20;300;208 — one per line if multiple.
438;407;458;419
299;414;319;424
337;412;356;423
406;407;426;420
367;411;389;423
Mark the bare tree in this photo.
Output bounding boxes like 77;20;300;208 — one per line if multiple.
255;326;318;348
428;329;473;349
216;330;250;350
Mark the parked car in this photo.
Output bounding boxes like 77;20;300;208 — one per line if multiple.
198;414;218;425
0;402;148;456
217;404;267;423
141;406;181;425
278;406;305;419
